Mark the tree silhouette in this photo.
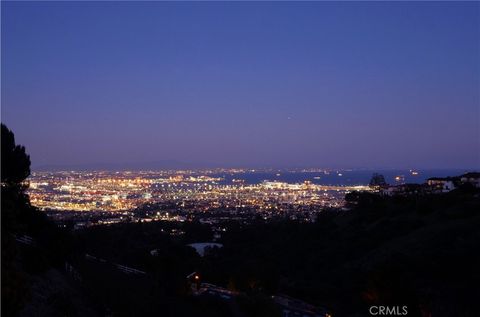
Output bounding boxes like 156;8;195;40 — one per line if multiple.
369;173;387;189
1;124;64;316
1;123;31;186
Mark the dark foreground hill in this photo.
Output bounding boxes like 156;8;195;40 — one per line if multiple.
53;187;479;317
207;189;480;316
3;185;479;316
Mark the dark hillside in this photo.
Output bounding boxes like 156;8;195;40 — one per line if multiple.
209;189;480;316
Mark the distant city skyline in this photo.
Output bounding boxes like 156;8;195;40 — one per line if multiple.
2;2;479;169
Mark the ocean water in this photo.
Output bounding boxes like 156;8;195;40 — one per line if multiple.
213;169;470;186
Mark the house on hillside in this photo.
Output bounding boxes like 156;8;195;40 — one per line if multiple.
382;183;426;196
460;172;480;188
426;177;458;193
378;172;479;196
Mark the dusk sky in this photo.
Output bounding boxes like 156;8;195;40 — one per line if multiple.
2;1;479;169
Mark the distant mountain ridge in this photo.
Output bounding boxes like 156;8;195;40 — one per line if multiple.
32;160;219;171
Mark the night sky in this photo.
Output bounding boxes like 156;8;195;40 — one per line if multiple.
2;2;479;169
